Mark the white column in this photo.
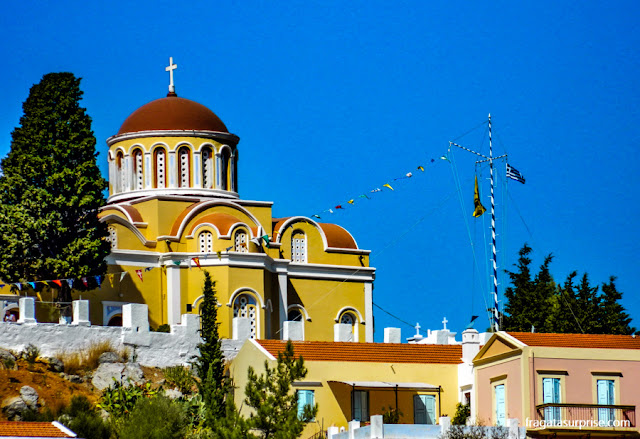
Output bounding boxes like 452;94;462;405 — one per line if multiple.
166;264;182;325
108;157;114;195
122;303;149;333
230;151;236;192
193;151;202;188
364;281;373;342
168;151;177;188
72;300;90;326
124;155;132;191
144;152;152;189
278;273;288;340
215;153;222;189
18;297;36;324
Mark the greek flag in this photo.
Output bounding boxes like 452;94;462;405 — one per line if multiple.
506;164;525;184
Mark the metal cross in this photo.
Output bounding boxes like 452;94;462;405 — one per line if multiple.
442;317;448;330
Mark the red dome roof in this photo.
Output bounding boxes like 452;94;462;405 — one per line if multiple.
117;93;228;135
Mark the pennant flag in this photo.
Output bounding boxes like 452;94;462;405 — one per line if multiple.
406;172;413;178
371;188;381;193
359;194;370;200
52;279;62;287
329;209;334;214
29;282;36;290
0;284;5;289
335;205;344;209
82;277;88;287
192;257;201;269
136;269;143;281
172;260;182;266
250;237;262;246
506;164;526;184
347;199;354;205
16;283;22;291
383;183;394;191
465;315;479;329
473;175;487;217
145;267;153;272
312;214;321;219
94;275;103;287
108;274;114;288
66;279;74;288
225;246;233;251
430;158;435;163
261;235;270;247
417;166;424;171
216;251;222;260
120;272;128;282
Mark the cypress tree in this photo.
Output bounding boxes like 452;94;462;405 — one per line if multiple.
0;72;109;313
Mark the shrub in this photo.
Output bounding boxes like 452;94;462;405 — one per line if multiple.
452;402;471;425
381;405;402;424
163;365;194;394
97;379;158;419
118;395;187;439
22;344;40;363
156;324;171;333
60;396;111;439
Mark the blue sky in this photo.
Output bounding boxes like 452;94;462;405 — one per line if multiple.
2;1;638;340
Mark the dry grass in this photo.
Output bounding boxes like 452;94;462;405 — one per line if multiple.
56;340;123;375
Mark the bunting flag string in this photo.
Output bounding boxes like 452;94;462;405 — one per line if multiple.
310;157;440;218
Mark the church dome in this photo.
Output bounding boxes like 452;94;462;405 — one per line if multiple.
117;93;228;135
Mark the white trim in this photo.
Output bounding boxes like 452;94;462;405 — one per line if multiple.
52;421;78;437
275;216;361;251
100;215;155;248
334;306;364;324
166;264;181;325
227;287;265;309
364;281;373;343
107;130;239;146
287;304;311;322
251;339;276;361
127;142;146;155
107;187;239;203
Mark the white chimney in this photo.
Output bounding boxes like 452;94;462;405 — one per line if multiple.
461;328;480;362
384;327;401;343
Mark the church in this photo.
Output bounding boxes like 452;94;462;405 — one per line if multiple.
82;60;375;342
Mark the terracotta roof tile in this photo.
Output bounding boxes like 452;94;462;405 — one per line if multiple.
256;340;463;364
0;421;75;438
507;332;640;349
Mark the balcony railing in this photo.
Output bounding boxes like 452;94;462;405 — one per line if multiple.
534;404;636;429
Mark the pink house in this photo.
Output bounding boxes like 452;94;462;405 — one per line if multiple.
473;332;639;438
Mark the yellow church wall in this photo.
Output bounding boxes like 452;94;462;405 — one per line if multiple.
231;341;460;437
131;198;195;241
241;204;274;237
289;278;366;342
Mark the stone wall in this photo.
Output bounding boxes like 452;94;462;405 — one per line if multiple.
0;298;244;367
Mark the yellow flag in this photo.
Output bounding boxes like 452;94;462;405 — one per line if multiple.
473;176;486;217
383;183;394;191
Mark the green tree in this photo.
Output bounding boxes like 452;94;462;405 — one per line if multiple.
118;395;187;439
0;72;109;313
192;271;230;428
244;340;318;439
598;276;635;334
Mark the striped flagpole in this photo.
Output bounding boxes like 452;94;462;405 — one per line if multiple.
489;114;499;332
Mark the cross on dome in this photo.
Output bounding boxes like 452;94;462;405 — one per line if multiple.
414;322;421;336
166;57;178;93
442;317;448;330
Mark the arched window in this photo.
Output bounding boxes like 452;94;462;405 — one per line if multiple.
201;146;214;189
233;294;257;339
288;308;303;322
234;230;248;253
198;231;213;253
220;148;231;190
107;225;117;250
339;310;358;342
178;146;191;188
132;148;143;190
291;231;307;263
115;151;125;193
154;148;166;188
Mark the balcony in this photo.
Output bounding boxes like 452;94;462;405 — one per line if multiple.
532;404;637;435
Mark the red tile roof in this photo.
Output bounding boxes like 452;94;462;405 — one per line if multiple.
507;332;640;349
256;340;463;364
0;421;75;438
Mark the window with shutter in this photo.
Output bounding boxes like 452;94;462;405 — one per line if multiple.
198;231;213;253
597;379;615;423
542;378;561;422
296;390;315;420
202;147;213;189
414;394;436;424
495;384;506;426
352;390;369;422
178;147;190;187
133;149;143;190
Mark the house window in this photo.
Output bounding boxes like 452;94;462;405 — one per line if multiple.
154;148;166;188
414;394;436;424
297;390;315;420
234;230;248;253
542;378;561;422
495;384;506;426
132;149;143;190
178;146;191;188
291;231;307;263
107;226;117;250
597;380;615;423
233;294;257;339
202;147;214;189
352;390;369;422
198;231;213;253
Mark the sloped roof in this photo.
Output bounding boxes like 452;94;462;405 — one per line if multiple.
256;340;463;364
506;332;640;349
0;421;75;438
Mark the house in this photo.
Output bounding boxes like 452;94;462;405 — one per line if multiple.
231;335;480;438
473;331;640;438
0;421;76;438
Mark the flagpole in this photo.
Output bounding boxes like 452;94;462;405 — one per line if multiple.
489;114;499;332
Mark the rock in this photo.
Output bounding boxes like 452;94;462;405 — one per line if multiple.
19;386;39;410
98;351;121;364
0;348;16;363
91;362;146;390
164;388;183;400
66;375;83;384
43;356;64;373
2;397;28;421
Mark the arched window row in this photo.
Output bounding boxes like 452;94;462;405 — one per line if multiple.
110;144;237;194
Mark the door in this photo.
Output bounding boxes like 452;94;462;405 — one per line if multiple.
414;394;436;424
